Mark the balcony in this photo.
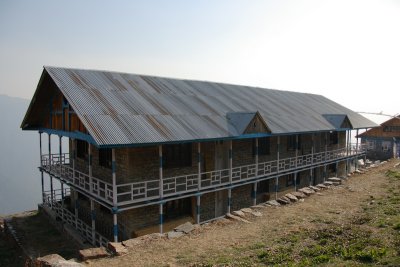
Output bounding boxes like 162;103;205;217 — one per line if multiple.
40;144;365;207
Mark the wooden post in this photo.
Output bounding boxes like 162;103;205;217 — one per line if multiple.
227;188;231;214
39;133;45;203
48;133;52;172
255;138;259;176
295;135;298;168
88;143;93;193
311;133;314;164
252;182;257;206
159;145;163;198
112;148;118;242
74;193;79;228
72;139;76;183
159;203;163;234
198;143;201;191
61;181;64;221
355;129;359;169
229;140;232;184
196;195;201;224
91;200;96;245
277;136;280;173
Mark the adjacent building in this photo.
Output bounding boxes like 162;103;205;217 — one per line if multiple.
358;116;400;160
21;67;377;246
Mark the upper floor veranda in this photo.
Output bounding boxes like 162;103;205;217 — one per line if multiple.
39;130;365;210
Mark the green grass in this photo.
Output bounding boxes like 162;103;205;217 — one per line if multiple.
188;168;400;266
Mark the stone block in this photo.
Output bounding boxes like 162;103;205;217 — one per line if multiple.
79;247;109;261
174;222;194;234
291;191;306;199
232;210;246;218
36;254;65;267
265;200;280;206
167;231;184;239
107;242;128;256
316;184;327;189
226;213;251;223
277;198;290;205
285;193;298;202
298;188;315;196
309;186;320;191
53;260;85;267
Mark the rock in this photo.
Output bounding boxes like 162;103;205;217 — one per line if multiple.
285;193;298;202
328;177;342;184
212;217;232;226
316;184;327;189
167;231;184;239
316;192;324;196
291;191;306;199
357;159;365;166
232;210;246;218
123;233;165;247
324;181;334;186
265;200;280;206
241;208;253;214
299;198;305;203
251;205;266;209
374;160;381;165
79;247;109;261
107;242;128;256
251;211;262;217
226;213;251;223
309;186;320;191
381;161;387;164
36;254;65;267
277;197;290;205
53;260;85;267
298;188;315;196
174;222;194;234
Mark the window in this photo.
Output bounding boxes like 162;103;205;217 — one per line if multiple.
382;141;391;152
76;140;88;159
367;140;375;150
164;143;192;169
287;135;301;151
329;132;339;145
253;137;270;156
99;148;112;169
383;126;400;132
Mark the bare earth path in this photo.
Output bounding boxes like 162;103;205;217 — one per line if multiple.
87;160;400;266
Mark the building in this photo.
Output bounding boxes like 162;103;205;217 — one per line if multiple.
21;67;377;246
358;116;400;160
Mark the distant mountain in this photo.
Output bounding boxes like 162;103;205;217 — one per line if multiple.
0;95;41;215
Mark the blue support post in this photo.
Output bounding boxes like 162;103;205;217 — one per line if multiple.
196;194;201;224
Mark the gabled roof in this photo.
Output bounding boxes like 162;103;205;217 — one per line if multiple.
358;116;400;138
226;111;270;135
21;67;378;147
322;114;353;129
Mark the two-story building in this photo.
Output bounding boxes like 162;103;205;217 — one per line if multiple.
358;116;400;160
21;67;377;246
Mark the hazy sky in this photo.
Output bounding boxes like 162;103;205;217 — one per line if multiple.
1;0;399;123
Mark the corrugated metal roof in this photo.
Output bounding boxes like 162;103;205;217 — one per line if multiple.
23;66;378;146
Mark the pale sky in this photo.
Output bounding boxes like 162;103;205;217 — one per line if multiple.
1;0;399;123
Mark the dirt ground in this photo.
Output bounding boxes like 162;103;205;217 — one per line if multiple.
86;159;400;266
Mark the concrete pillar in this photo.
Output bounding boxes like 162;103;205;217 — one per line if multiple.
159;203;164;234
255;138;259;176
227;188;231;214
61;182;64;221
309;168;313;186
294;172;298;191
48;133;52;172
196;195;201;224
323;164;327;182
252;182;257;206
295;135;298;168
159;145;163;198
277;136;280;173
50;175;54;207
229;141;232;184
88;143;93;193
335;161;339;177
275;176;279;200
197;143;201;190
91;199;96;245
112;148;118;242
113;211;118;243
355;129;359;169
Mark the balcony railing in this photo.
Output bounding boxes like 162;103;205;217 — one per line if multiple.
40;144;366;206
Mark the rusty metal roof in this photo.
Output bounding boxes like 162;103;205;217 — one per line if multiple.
22;66;378;146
